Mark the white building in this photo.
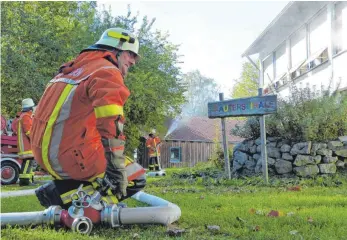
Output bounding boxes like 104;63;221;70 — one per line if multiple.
242;1;347;97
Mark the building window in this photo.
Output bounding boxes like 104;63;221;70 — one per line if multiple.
274;43;287;88
334;1;347;54
170;147;181;163
263;54;273;87
297;9;329;76
289;9;330;80
309;9;328;56
290;26;307;76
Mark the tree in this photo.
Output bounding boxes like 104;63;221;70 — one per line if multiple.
1;1;98;116
181;70;220;116
230;62;258;99
120;12;186;153
1;2;186;154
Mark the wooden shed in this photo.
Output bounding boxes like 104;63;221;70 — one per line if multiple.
137;117;244;169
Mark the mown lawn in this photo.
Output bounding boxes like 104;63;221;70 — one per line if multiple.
1;175;53;192
1;168;347;240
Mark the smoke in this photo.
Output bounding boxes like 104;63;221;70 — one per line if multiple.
164;115;194;139
164;117;181;139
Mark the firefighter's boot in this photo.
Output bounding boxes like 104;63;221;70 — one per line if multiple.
19;158;35;186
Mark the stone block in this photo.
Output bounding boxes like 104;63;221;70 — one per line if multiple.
290;142;312;155
294;165;319;177
294;155;321;166
280;144;291;153
275;159;293;174
282;152;294;161
318;164;337;174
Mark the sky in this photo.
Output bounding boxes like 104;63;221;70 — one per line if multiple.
97;0;288;96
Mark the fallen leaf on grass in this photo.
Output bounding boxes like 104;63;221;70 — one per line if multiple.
307;216;314;223
132;233;140;239
249;208;264;215
287;212;295;216
249;208;256;214
287;186;301;191
251;225;261;232
267;210;280;217
255;210;265;215
206;225;220;232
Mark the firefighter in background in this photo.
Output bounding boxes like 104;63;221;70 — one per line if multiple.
17;98;36;186
32;28;146;208
146;129;161;171
11;112;21;135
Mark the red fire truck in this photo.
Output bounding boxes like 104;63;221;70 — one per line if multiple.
1;115;23;185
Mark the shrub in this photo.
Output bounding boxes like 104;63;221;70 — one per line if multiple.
267;85;347;141
231;83;347;141
230;117;260;139
208;144;234;169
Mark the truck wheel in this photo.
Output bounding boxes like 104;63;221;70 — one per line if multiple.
1;161;19;185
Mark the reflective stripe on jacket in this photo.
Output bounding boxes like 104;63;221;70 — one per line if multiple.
31;51;130;181
17;111;33;159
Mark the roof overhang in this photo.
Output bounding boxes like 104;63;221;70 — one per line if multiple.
242;1;330;60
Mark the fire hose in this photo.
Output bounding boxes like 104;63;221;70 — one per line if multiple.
1;185;181;235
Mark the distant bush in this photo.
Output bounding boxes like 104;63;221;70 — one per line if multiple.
208;144;234;169
267;85;347;141
231;84;347;141
231;117;260;139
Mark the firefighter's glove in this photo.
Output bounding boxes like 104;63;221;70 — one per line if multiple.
102;136;128;199
96;173;127;199
109;168;128;199
104;157;128;199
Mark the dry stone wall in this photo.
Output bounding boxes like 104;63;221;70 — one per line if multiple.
232;136;347;177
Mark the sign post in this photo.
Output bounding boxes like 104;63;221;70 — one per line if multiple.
258;89;268;183
219;93;231;179
208;94;277;183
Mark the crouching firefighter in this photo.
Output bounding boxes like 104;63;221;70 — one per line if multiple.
31;28;146;208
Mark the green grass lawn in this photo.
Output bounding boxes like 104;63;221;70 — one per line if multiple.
1;168;347;240
1;176;53;192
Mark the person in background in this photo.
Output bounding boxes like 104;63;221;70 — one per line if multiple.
146;129;161;171
11;112;21;135
17;98;36;186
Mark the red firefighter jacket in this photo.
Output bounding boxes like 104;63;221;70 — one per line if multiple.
146;136;161;157
31;51;130;181
17;111;33;159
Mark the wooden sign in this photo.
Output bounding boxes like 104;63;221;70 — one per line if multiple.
208;95;277;118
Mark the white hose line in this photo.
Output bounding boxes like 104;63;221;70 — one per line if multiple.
1;189;36;198
0;206;61;227
124;191;181;225
1;191;181;227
